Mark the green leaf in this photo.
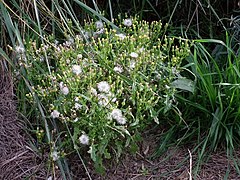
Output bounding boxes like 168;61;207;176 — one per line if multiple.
150;108;159;124
114;125;131;137
94;163;105;175
88;145;97;162
107;125;131;137
171;78;195;93
73;126;80;143
104;149;111;159
129;142;139;154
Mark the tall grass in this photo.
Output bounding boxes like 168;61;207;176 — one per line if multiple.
171;33;240;176
193;34;240;151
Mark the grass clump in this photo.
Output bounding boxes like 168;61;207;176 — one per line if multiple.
18;17;191;173
192;35;240;152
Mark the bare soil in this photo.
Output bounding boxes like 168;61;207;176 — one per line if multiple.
72;134;240;180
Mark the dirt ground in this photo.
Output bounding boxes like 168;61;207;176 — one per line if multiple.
0;68;48;179
1;66;240;180
72;134;240;180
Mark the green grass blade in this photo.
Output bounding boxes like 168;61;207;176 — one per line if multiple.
0;2;15;44
73;0;119;31
108;0;113;21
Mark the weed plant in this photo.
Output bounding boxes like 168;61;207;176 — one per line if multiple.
17;17;191;173
1;0;240;178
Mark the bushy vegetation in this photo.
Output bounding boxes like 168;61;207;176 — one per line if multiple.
1;0;240;178
20;17;191;172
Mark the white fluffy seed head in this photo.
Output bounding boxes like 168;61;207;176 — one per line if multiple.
79;134;89;145
77;54;83;59
51;150;59;161
61;86;69;95
123;18;132;27
115;33;126;40
139;47;145;53
90;87;98;96
51;110;60;119
110;109;123;120
97;81;110;93
110;109;127;124
75;97;79;102
116;116;127;125
130;52;138;58
59;82;64;88
98;94;109;107
129;60;136;69
113;65;123;73
72;65;82;75
95;21;104;29
15;45;25;54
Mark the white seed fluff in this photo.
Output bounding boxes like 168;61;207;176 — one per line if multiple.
139;47;145;53
98;94;109;107
113;66;123;73
95;21;104;29
90;87;98;96
97;81;110;93
72;65;82;75
110;109;123;120
130;52;139;58
115;33;126;40
51;150;59;161
77;54;83;59
123;18;133;27
79;134;89;145
15;45;25;54
93;28;105;36
129;60;136;69
116;116;127;125
61;86;69;95
59;82;64;88
51;110;60;119
110;109;127;125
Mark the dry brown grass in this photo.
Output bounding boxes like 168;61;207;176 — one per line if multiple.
0;64;48;179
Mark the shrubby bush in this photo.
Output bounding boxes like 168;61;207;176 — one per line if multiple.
20;17;191;171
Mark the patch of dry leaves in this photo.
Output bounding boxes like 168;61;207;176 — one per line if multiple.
0;67;48;179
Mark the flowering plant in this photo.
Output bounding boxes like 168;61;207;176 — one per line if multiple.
22;17;191;172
